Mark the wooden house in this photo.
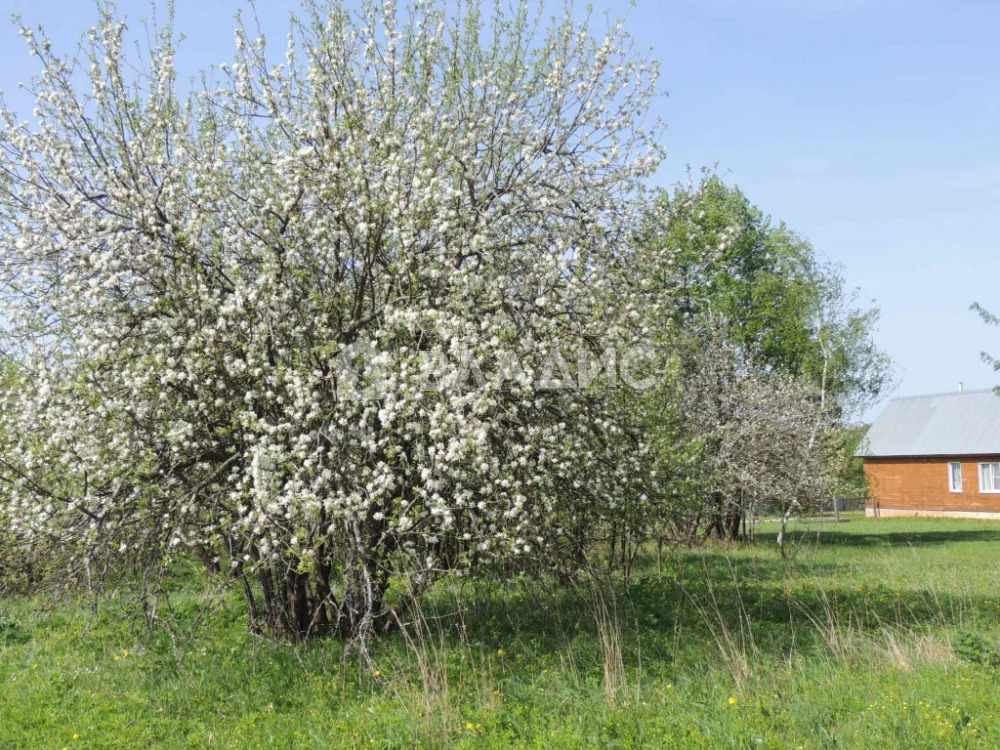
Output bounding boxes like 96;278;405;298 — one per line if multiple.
859;389;1000;518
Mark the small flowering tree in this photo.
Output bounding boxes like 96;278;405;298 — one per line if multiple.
630;317;840;548
0;0;664;640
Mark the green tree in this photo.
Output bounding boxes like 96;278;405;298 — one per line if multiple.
635;177;892;541
972;303;1000;387
640;176;890;417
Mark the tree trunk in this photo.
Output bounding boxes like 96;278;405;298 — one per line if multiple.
777;506;795;557
608;524;617;572
723;507;742;542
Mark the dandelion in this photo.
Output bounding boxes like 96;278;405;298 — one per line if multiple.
497;649;503;656
729;697;738;705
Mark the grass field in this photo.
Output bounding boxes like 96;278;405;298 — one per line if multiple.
3;514;1000;749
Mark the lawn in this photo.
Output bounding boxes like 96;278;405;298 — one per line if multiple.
3;514;1000;749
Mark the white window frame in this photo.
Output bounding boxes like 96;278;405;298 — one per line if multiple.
979;462;1000;493
948;461;963;492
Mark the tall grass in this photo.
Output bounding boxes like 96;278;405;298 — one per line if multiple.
2;514;1000;748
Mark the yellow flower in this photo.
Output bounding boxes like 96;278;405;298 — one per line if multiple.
728;697;738;705
114;656;120;661
497;649;503;656
374;670;382;677
72;734;80;740
466;723;474;730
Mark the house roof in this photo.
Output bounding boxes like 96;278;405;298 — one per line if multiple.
858;389;1000;458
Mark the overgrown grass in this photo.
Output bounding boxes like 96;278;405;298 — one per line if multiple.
3;514;1000;748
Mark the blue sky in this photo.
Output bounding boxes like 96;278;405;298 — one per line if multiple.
2;0;998;420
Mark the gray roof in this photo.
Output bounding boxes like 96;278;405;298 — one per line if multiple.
857;389;1000;458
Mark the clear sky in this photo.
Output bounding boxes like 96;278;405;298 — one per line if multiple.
2;0;998;420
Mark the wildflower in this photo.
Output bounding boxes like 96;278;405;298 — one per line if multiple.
497;649;503;656
729;697;738;705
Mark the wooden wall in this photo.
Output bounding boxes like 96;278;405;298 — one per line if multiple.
864;455;1000;513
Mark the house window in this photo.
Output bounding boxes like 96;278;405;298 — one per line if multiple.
948;462;963;492
979;463;1000;493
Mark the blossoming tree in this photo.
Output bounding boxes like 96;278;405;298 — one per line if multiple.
0;0;664;639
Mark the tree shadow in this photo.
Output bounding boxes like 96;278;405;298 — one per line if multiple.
758;527;1000;549
412;544;1000;672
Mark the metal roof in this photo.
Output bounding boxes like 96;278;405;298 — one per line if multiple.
857;389;1000;458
